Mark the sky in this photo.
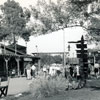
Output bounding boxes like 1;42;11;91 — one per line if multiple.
17;26;88;57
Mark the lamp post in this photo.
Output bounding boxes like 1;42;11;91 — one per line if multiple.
59;20;66;68
59;18;69;70
62;28;66;68
68;44;70;55
35;45;40;74
36;45;38;55
67;44;70;63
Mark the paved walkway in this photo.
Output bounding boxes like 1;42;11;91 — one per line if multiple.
7;77;32;95
6;77;100;100
7;77;100;96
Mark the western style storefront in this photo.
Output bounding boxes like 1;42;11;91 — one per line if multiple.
0;44;40;77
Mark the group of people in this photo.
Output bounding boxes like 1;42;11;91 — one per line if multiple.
25;62;36;80
64;63;81;80
42;64;62;78
41;63;82;81
64;62;100;87
91;63;100;78
64;63;88;88
25;61;100;81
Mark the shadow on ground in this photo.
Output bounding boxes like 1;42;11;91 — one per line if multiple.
86;78;100;91
90;86;100;91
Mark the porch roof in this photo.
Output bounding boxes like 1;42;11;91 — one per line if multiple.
0;54;40;59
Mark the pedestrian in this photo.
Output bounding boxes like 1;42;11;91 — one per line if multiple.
69;65;74;77
26;62;32;80
75;64;82;88
25;68;27;78
64;63;70;79
88;63;92;78
64;63;73;90
49;66;57;78
73;65;77;78
31;63;36;79
76;64;80;81
94;63;99;79
43;65;48;77
56;68;62;76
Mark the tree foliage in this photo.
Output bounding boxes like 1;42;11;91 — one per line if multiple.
30;0;89;34
30;0;71;35
0;0;31;42
1;0;100;44
30;0;100;43
40;54;62;66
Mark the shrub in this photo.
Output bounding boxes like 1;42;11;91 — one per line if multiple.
29;75;67;98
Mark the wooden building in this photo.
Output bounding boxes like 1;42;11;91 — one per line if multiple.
0;44;40;77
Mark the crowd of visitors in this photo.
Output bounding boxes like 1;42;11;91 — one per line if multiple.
25;62;100;79
24;61;100;90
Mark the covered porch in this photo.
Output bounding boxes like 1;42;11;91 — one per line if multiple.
0;44;40;77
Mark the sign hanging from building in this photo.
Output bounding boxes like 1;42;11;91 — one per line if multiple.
24;58;32;61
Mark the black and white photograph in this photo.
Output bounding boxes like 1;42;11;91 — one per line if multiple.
0;0;100;100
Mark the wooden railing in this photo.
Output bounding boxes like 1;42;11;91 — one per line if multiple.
0;77;10;97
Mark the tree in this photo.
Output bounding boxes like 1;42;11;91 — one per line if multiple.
30;0;70;34
30;0;100;44
21;27;32;53
70;0;100;43
53;55;63;64
40;54;54;66
30;0;86;34
39;54;62;66
0;0;31;43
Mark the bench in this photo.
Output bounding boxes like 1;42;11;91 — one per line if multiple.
0;77;10;97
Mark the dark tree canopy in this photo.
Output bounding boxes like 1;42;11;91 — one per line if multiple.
40;54;63;66
30;0;100;43
0;0;31;42
0;0;100;44
30;0;88;35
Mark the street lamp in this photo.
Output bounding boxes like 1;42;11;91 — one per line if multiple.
63;28;66;68
58;26;66;68
36;45;38;52
67;44;70;63
68;44;70;53
35;45;38;55
59;19;66;68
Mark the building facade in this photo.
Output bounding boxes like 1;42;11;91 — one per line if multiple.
0;44;40;77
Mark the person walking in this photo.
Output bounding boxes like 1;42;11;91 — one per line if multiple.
75;64;82;88
94;63;99;79
69;66;74;77
31;64;36;79
64;63;73;90
64;63;70;79
76;64;80;80
26;62;32;80
43;65;48;77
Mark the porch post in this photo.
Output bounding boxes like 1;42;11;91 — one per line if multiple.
4;57;10;77
38;59;41;70
16;57;20;77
